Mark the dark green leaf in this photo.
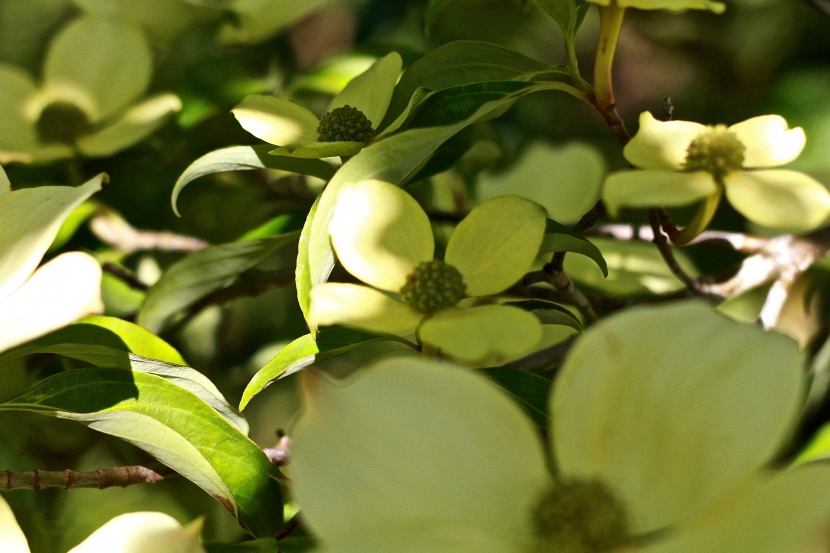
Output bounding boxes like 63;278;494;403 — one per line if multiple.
540;219;608;277
172;145;336;216
1;369;281;537
138;234;298;333
506;300;583;331
405;81;531;129
482;367;552;427
381;40;553;129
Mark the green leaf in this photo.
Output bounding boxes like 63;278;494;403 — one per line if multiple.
564;237;699;297
482;367;552;427
171;145;336;216
298;81;583;331
540;219;608;277
268;141;364;159
205;538;280;552
329;52;402;128
423;0;456;35
381;40;554;129
532;0;591;38
505;299;583;331
79;315;186;365
48;200;102;253
405;80;531;129
239;328;403;410
138;234;299;333
1;369;282;537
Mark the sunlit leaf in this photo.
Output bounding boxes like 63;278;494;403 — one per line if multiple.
540;219;608;276
0;368;281;537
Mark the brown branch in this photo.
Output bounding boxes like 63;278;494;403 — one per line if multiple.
90;211;209;255
262;434;291;466
1;466;165;491
649;208;701;293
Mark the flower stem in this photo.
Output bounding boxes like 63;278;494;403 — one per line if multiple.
593;5;630;144
669;192;722;245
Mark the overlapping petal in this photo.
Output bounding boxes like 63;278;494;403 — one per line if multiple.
43;17;152;121
68;512;205;553
291;358;549;552
724;169;830;231
419;305;543;366
0;172;104;300
445;196;546;296
78;94;183;157
0;495;28;553
603;169;718;216
309;283;422;335
623;112;705;170
329;180;434;292
729;115;806;169
552;301;803;534
232;95;320;147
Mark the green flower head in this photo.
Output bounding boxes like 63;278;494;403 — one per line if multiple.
291;301;830;553
309;179;548;367
232;52;401;159
0;17;181;165
603;112;830;239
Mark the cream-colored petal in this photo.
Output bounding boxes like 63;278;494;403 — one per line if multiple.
0;495;29;553
329;180;434;291
602;169;717;217
0;252;103;354
291;358;549;550
78;94;181;157
553;301;803;535
0;166;10;196
445;196;546;296
69;512;205;553
0;174;103;300
591;0;725;11
329;52;402;129
309;283;421;335
641;465;830;553
232;95;320;146
729;115;806;168
723;170;830;231
623;112;706;170
43;18;152;120
420;305;543;367
0;65;40;160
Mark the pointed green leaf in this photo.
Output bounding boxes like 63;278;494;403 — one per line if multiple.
138;234;299;333
540;219;608;276
239;328;407;410
405;80;531;129
505;299;583;331
171;145;335;216
329;52;402;128
381;40;555;129
1;368;282;537
482;367;552;427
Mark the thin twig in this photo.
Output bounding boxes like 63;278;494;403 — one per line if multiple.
649;208;700;292
90;211;209;255
1;466;165;492
274;513;301;541
102;262;150;291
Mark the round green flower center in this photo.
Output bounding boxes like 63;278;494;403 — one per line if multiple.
684;125;745;179
36;101;92;145
530;478;630;553
317;105;374;143
399;260;466;314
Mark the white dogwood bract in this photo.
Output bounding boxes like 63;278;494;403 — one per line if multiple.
291;301;830;552
0;167;104;353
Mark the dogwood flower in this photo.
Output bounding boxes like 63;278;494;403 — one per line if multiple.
604;112;830;243
291;301;830;552
232;52;401;159
0;500;205;553
0;17;181;165
309;179;547;366
0;167;104;353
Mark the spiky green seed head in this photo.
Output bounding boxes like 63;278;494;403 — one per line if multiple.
36;101;92;145
684;125;745;179
400;260;466;314
531;478;630;553
317;105;374;143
